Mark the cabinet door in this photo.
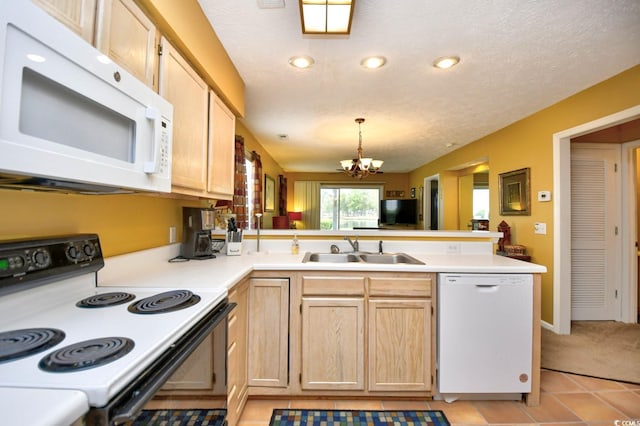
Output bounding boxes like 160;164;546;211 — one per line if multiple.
301;297;364;390
162;334;213;390
207;91;235;200
227;280;249;426
32;0;96;43
248;278;289;387
368;299;431;391
96;0;157;88
159;37;208;193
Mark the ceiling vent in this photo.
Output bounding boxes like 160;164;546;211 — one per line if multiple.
257;0;285;8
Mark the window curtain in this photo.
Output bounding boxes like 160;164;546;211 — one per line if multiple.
232;135;248;229
251;151;263;229
278;175;288;216
293;181;320;229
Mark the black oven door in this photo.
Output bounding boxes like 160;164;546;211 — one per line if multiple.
84;299;235;426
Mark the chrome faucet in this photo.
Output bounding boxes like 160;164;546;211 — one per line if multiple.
344;235;359;252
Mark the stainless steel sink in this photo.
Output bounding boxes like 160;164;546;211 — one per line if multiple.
302;252;424;265
358;253;424;265
303;252;362;263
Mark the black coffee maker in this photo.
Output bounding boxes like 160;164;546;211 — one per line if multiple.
181;207;215;259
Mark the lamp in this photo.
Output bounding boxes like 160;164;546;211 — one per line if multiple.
288;211;302;229
299;0;354;35
339;118;383;179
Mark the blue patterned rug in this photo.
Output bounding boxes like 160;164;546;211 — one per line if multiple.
132;408;226;425
269;409;450;426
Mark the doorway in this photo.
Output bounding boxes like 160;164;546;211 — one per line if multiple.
553;105;640;334
424;174;441;230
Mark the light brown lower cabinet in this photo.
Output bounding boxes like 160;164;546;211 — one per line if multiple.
368;275;433;392
226;279;249;426
368;298;431;391
297;272;434;394
247;277;290;388
159;333;215;390
301;296;365;390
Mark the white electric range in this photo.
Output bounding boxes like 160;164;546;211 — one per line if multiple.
0;234;230;425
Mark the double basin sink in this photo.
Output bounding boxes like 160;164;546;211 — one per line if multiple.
302;252;424;265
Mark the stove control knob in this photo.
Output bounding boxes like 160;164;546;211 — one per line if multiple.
83;243;96;258
32;249;50;268
67;245;79;260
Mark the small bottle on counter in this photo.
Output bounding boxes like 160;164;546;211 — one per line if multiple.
291;233;299;255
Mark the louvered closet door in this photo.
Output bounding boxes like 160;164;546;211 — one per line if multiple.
570;144;621;320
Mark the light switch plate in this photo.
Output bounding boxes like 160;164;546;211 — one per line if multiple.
534;222;546;235
538;191;551;202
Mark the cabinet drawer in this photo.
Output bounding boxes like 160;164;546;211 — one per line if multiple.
368;276;432;297
302;276;365;296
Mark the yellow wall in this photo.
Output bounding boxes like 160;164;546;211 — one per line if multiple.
0;190;207;257
409;64;640;324
458;173;474;230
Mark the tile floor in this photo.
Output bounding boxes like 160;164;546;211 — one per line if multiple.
237;370;640;425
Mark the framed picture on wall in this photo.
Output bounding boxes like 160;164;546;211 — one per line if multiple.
499;168;531;215
264;174;275;212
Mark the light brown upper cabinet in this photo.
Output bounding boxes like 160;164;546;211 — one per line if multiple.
32;0;97;43
159;37;235;200
158;37;209;194
208;91;236;200
96;0;158;89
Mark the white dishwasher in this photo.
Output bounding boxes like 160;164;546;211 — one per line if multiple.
437;273;533;402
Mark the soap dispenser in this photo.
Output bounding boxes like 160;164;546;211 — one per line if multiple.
291;233;299;255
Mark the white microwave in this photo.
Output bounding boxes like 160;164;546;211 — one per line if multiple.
0;2;173;194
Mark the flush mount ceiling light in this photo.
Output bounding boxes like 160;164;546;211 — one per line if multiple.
433;56;460;69
299;0;355;35
360;56;386;69
339;118;383;179
288;55;315;69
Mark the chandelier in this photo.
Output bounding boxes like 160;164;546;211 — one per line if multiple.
340;118;384;179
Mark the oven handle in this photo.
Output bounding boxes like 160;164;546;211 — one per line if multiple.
89;300;236;425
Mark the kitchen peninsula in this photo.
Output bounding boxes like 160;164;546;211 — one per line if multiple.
99;230;546;425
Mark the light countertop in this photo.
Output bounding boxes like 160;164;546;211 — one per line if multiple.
0;388;88;426
99;239;546;293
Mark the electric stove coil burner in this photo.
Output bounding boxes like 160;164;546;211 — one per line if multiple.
0;328;65;363
76;292;135;308
38;337;134;372
127;289;201;314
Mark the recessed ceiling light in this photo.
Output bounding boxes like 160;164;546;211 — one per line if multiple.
433;56;460;70
360;56;387;69
288;55;315;69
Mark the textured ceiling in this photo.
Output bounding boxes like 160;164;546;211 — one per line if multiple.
198;0;640;173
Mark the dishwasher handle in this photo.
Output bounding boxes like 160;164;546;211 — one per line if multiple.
475;284;499;292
